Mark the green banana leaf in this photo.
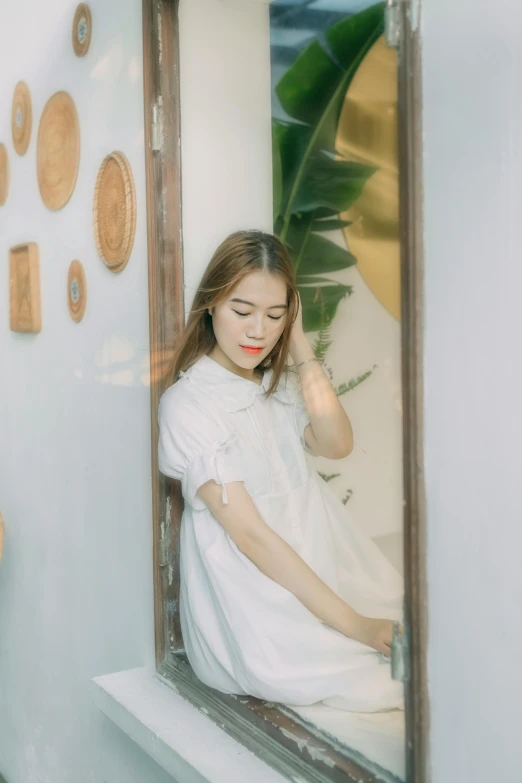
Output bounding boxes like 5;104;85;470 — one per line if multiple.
312;218;352;232
298;284;353;333
272;2;385;335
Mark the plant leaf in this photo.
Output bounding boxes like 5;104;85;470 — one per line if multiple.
293;154;377;214
282;213;314;259
275;40;342;127
335;369;375;396
272;123;283;221
326;2;385;71
276;4;385;240
311;218;353;232
273;120;315;217
298;283;353;333
297;233;357;276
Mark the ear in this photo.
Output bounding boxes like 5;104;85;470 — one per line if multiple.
208;308;213;316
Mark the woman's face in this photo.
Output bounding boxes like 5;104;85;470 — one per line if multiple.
209;270;289;375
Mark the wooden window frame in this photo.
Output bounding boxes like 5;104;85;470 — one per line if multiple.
143;1;429;781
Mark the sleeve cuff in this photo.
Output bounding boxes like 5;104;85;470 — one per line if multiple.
183;447;245;511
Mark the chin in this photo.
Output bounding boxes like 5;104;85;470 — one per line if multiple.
236;351;265;366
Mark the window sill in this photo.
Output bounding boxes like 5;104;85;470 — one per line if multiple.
91;666;288;783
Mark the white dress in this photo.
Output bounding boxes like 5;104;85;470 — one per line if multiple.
158;354;404;712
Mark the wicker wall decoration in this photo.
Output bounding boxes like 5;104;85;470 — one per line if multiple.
93;151;136;273
37;91;80;211
72;3;92;57
67;260;87;323
12;81;32;156
0;144;8;206
9;243;42;333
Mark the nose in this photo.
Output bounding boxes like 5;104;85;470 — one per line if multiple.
246;314;266;340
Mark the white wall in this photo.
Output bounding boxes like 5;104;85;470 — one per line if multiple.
0;1;277;781
422;1;522;781
0;2;171;782
179;0;274;305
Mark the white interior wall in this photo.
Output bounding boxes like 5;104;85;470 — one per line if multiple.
0;2;171;782
179;0;274;307
422;1;522;781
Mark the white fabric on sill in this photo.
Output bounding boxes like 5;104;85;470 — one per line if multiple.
158;354;404;712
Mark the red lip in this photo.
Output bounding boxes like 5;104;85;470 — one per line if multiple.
240;346;263;353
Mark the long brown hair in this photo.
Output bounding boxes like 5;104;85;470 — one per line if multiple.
166;230;299;398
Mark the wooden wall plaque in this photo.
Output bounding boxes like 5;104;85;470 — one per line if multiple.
67;260;87;322
12;81;32;156
72;3;92;57
93;151;136;273
37;91;80;211
9;243;42;333
0;143;8;206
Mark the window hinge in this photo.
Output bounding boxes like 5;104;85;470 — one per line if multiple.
151;98;164;153
384;0;402;49
158;496;171;567
391;615;411;683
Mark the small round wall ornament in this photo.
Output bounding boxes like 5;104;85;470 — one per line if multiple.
37;91;80;211
72;3;92;57
93;151;136;273
0;144;9;206
67;260;87;322
12;81;32;156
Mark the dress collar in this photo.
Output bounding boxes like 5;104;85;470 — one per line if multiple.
179;354;293;413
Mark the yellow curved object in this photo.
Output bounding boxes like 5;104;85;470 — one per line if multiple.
336;35;401;321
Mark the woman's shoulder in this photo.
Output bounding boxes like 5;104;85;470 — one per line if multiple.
159;374;231;435
159;375;211;420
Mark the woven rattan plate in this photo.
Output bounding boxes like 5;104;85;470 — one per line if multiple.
12;81;32;156
0;144;8;206
93;151;136;273
37;91;80;211
67;260;87;322
72;3;92;57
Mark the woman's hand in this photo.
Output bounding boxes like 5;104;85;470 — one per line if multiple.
356;617;403;657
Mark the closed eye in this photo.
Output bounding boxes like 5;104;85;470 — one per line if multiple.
233;310;283;321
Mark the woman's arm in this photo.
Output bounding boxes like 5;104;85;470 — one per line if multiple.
196;479;394;655
288;300;353;460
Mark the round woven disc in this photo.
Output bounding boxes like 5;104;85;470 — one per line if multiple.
0;144;9;206
93;151;136;273
12;81;32;156
72;3;92;57
37;91;80;211
67;259;87;322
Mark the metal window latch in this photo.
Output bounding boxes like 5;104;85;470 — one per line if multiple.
391;618;411;682
151;98;164;153
385;0;401;49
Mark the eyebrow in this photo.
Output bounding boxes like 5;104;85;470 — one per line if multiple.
230;298;287;310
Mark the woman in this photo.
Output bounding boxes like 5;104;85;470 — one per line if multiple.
158;230;404;712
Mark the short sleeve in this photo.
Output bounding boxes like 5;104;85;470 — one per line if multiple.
158;387;245;511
